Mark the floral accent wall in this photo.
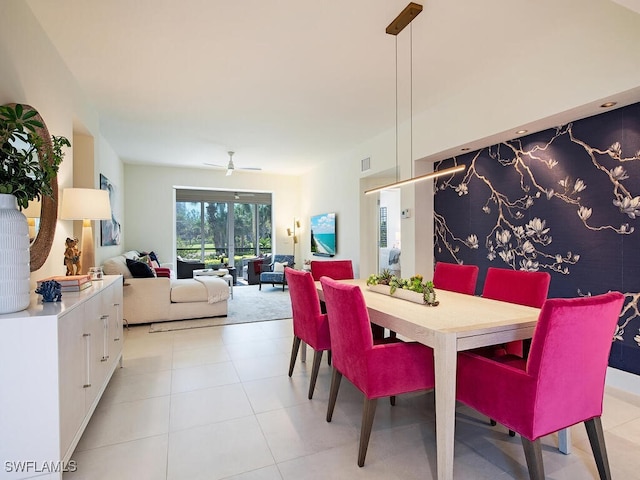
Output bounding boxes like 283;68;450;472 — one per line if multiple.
434;102;640;375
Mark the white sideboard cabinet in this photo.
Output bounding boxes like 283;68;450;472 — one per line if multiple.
0;275;123;480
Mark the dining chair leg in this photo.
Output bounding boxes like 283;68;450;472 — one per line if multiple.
584;417;612;480
326;368;343;422
490;419;497;426
520;436;544;480
288;336;301;377
308;349;323;399
358;397;378;467
390;395;396;406
327;350;332;366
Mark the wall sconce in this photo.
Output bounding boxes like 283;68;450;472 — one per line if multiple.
60;188;112;275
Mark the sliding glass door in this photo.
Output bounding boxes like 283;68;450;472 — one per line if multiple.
176;190;272;266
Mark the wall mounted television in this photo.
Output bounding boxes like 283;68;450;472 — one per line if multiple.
310;212;336;257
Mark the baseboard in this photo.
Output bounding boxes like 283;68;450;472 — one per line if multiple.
606;366;640;396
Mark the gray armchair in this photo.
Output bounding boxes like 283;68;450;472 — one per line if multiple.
177;259;205;279
259;255;295;290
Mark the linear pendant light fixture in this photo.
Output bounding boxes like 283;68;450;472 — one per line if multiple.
365;2;465;195
365;164;467;195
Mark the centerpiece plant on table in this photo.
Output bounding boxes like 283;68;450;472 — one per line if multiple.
366;270;439;306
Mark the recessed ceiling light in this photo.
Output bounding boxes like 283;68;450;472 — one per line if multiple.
515;129;528;135
600;101;617;108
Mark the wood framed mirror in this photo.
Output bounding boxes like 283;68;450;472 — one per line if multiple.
5;104;60;272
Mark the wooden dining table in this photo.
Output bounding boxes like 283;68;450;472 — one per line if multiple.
316;278;541;480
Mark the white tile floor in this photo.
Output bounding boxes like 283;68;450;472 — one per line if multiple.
65;319;640;480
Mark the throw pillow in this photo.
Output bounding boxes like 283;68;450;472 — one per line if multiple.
102;255;133;279
126;258;155;278
273;261;288;273
148;251;161;268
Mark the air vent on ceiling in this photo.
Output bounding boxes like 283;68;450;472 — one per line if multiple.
361;157;371;172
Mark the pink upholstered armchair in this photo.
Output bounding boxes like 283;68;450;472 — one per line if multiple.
320;277;435;467
432;262;479;295
456;292;624;480
285;267;331;399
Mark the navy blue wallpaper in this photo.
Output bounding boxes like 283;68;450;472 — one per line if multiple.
434;102;640;375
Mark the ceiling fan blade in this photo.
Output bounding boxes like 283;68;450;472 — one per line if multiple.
238;166;262;171
204;162;225;169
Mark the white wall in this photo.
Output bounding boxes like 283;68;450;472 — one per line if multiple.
95;136;125;265
298;147;364;275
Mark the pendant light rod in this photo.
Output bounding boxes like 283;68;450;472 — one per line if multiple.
364;165;467;195
386;2;423;35
410;22;414;179
395;35;399;183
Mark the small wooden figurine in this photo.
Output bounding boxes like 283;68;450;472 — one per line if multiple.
64;237;82;276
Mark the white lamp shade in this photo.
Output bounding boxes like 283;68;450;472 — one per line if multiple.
60;188;112;220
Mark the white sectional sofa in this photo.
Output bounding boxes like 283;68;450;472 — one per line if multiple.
102;251;229;325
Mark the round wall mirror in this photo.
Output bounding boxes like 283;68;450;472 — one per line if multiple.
28;106;58;272
3;104;60;272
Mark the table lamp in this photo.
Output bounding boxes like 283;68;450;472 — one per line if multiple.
60;188;112;275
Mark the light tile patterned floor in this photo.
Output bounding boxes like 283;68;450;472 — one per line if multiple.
64;320;640;480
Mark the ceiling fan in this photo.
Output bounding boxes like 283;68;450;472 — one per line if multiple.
205;151;262;176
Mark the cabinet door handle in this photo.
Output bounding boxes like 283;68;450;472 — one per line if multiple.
83;333;91;388
101;315;109;361
113;303;121;341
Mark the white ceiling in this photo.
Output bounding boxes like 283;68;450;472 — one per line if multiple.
25;0;640;176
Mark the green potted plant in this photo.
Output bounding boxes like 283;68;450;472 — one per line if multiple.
0;103;70;208
0;103;70;314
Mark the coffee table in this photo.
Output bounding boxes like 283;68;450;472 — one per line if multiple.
192;268;233;298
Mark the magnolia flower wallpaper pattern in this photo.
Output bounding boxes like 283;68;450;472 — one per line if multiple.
433;102;640;375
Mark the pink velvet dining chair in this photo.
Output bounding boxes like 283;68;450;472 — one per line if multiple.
309;259;354;281
311;259;390;340
285;267;331;399
320;276;435;467
480;267;552;435
456;291;624;480
481;267;551;356
432;261;479;295
482;267;551;312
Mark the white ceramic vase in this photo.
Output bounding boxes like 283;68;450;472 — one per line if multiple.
0;193;31;314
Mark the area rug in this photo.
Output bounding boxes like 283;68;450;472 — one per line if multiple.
149;284;292;332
